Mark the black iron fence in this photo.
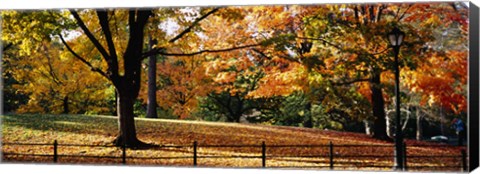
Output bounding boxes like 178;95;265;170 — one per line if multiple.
1;140;468;171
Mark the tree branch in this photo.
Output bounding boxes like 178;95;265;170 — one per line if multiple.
402;107;410;131
369;5;375;23
208;93;231;110
330;78;370;86
297;36;344;51
297;36;389;56
41;44;63;85
169;7;221;43
125;9;152;64
354;5;360;24
2;42;13;52
59;34;109;79
251;48;272;59
97;10;116;57
143;43;260;58
397;4;413;21
96;10;119;75
129;10;136;27
135;10;152;27
376;4;386;22
69;10;112;61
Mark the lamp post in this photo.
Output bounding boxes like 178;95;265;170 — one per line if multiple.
388;27;405;171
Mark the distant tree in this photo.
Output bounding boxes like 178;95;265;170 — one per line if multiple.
2;40;113;114
2;44;29;113
145;36;158;118
199;62;267;122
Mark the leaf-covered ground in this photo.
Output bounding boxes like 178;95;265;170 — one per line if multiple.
1;114;466;172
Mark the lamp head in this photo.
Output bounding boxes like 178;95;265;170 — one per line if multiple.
388;27;405;47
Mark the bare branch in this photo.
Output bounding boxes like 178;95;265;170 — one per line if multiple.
398;4;413;21
376;4;386;22
59;34;109;79
330;78;370;86
96;10;118;63
41;44;63;85
251;48;272;59
393;5;401;20
144;43;260;58
169;7;221;43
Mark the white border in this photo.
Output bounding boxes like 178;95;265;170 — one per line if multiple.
1;0;478;174
0;0;477;9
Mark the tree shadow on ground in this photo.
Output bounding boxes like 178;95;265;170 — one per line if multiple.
2;114;118;137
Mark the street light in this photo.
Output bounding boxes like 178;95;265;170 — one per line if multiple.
388;26;405;171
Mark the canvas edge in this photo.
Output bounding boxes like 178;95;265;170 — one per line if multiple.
468;1;480;173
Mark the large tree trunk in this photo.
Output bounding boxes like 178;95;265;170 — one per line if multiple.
146;36;158;118
113;87;141;147
112;10;151;147
113;67;153;148
370;72;390;140
226;112;241;122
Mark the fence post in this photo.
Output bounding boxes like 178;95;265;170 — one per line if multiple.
403;142;407;171
461;149;467;172
262;141;266;168
122;143;126;165
193;141;198;167
53;140;58;163
329;141;334;170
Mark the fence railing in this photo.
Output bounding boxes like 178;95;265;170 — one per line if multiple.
1;140;468;171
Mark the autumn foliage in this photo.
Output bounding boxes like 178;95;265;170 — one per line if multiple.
1;2;469;168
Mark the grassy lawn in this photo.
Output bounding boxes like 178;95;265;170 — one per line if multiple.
1;114;466;171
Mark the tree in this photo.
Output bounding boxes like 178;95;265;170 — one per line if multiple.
402;3;468;114
145;36;158;118
200;67;266;123
400;3;468;138
244;3;467;140
282;3;466;140
295;4;413;140
152;54;211;119
9;41;113;114
3;7;267;147
2;4;467;144
52;9;154;147
1;12;113;115
2;42;29;113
